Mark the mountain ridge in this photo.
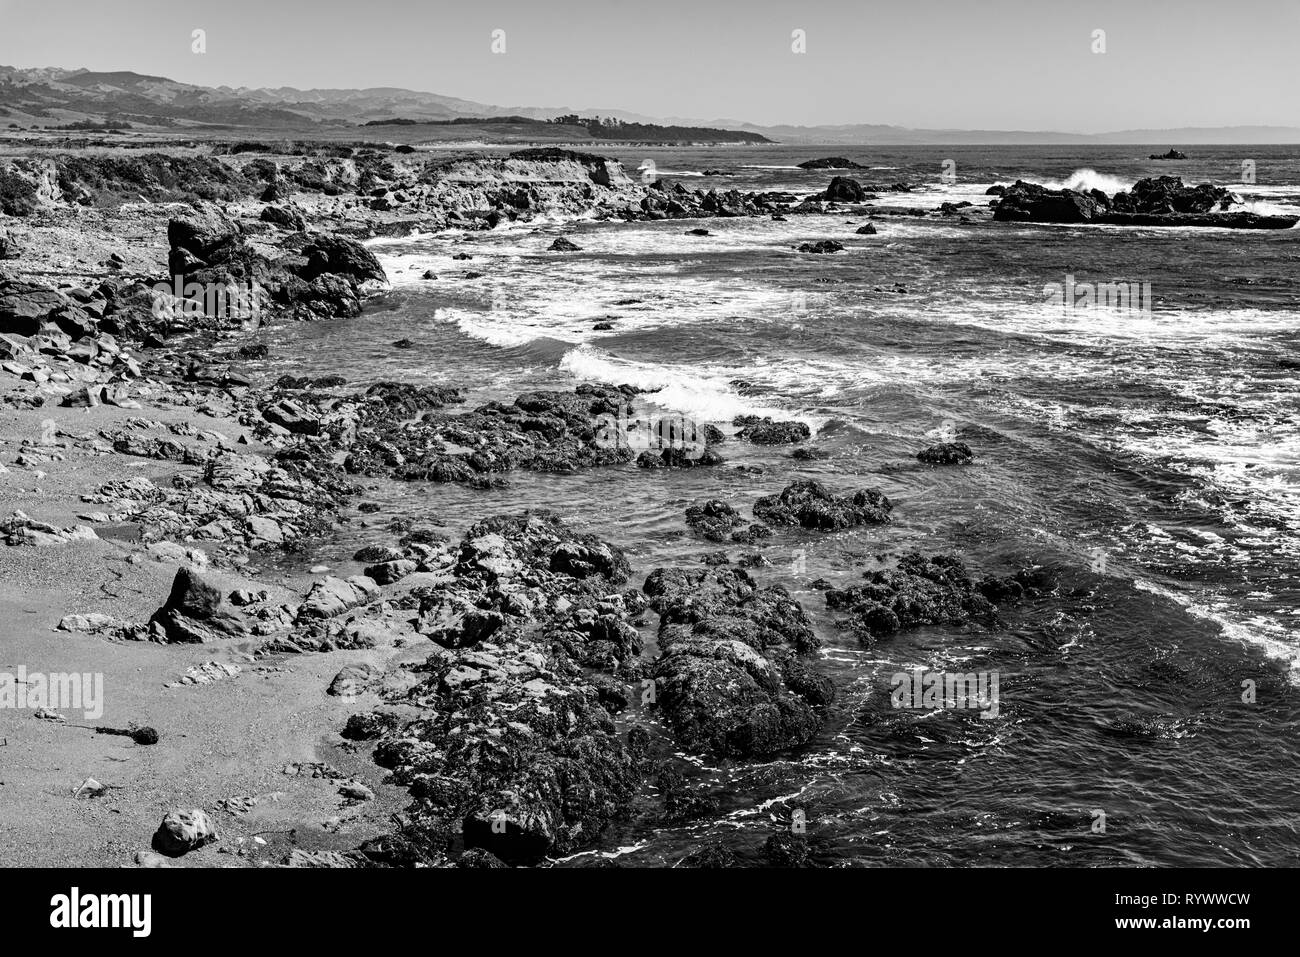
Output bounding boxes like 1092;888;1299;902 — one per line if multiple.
2;66;1298;144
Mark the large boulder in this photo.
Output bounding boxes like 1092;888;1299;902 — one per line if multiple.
821;176;868;202
168;207;242;264
734;415;811;445
992;181;1101;223
0;280;88;337
299;235;386;284
152;809;217;857
149;568;249;643
917;441;973;465
296;575;380;621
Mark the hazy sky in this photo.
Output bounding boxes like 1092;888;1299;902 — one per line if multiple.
1;0;1297;131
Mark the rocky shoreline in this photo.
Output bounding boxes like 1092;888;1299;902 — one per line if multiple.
0;139;1227;867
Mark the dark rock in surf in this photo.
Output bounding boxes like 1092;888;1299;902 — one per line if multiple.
299;235;385;284
820;176;868;202
917;441;973;465
765;832;815;867
797;158;867;170
734;416;811;445
992;180;1101;223
685;499;770;544
796;240;845;253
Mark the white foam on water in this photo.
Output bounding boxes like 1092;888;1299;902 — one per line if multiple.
901;293;1300;349
436;307;569;348
558;344;828;427
1134;578;1300;680
1032;168;1134;194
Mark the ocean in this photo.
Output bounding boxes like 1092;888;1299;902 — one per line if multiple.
254;144;1299;866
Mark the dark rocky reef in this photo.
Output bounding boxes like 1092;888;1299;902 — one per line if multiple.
639;180;800;220
992;175;1297;228
337;382;658;484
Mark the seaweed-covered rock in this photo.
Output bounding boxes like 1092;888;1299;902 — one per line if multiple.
357;512;648;865
824;553;1023;644
753;479;892;530
917;441;973;465
343;382;644;483
734;415;811;445
683;499;767;543
643;566;830;757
